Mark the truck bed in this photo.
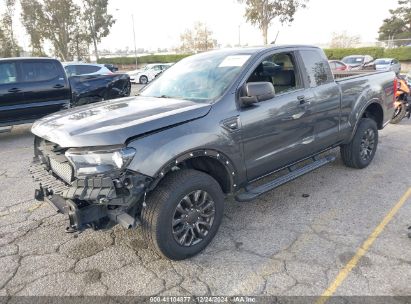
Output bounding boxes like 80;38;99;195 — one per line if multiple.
333;70;384;81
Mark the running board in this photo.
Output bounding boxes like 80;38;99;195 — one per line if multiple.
235;155;336;202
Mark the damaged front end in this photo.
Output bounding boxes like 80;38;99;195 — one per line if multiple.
29;137;152;232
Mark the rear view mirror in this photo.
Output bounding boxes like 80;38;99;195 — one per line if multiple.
240;82;275;107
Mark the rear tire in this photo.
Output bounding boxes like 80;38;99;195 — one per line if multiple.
340;118;378;169
390;103;406;124
141;169;224;260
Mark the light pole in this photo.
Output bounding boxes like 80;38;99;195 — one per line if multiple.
238;24;241;46
131;14;138;69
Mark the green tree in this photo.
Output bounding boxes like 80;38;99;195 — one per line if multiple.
20;0;89;60
179;22;217;53
82;0;115;60
0;0;20;57
238;0;308;45
378;0;411;44
20;0;46;56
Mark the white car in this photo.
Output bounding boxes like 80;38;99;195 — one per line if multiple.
127;63;173;84
63;63;113;77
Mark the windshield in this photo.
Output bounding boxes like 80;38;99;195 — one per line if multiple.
140;52;251;103
342;56;364;64
375;59;390;65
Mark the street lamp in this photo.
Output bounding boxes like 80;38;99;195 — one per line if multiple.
238;24;241;46
116;8;138;69
131;14;138;69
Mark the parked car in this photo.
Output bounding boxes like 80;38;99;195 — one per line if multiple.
375;58;401;74
104;64;119;72
127;63;173;84
30;46;395;260
342;55;376;70
0;58;131;127
63;63;113;76
328;60;351;71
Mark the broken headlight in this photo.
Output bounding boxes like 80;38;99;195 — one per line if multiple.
65;146;136;177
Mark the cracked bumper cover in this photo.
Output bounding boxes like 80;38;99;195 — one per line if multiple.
29;160;152;231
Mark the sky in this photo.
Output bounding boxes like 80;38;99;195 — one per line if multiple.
12;0;399;53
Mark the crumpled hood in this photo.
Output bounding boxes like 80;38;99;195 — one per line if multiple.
31;96;211;147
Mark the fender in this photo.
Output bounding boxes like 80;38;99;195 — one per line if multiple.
347;98;383;143
126;115;245;192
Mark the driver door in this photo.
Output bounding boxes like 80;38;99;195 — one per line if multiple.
239;51;316;181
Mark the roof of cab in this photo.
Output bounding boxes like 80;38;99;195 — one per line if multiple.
0;57;58;61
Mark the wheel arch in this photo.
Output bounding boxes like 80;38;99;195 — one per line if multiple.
349;100;384;142
148;149;238;195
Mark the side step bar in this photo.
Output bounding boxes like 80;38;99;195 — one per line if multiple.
235;155;336;202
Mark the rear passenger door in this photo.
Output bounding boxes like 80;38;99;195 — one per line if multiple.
19;60;71;120
298;49;341;150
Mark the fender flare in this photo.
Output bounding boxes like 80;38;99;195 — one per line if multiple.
348;99;383;142
148;149;238;192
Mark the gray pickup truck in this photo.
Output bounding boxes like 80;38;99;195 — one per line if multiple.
30;45;396;260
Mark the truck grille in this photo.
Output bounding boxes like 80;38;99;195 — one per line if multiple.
49;158;74;184
29;161;70;196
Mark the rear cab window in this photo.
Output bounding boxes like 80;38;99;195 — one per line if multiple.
299;50;333;88
0;62;18;84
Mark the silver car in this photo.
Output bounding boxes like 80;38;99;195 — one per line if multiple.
63;63;113;77
375;58;401;74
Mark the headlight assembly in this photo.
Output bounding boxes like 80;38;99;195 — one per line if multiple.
65;146;136;177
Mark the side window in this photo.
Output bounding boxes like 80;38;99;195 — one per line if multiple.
329;62;336;69
247;52;301;94
75;65;100;75
65;65;77;77
0;62;18;84
299;50;333;88
153;65;162;71
393;59;398;64
336;62;345;69
21;61;61;82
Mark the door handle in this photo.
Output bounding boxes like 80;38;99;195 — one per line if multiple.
8;88;21;93
53;84;64;89
297;95;312;105
297;95;307;104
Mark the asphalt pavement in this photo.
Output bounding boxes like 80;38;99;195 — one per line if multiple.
0;113;410;298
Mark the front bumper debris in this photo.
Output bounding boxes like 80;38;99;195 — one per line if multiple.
29;160;148;232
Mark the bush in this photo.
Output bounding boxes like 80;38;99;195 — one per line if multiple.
323;47;385;60
99;47;411;66
323;46;411;61
383;47;411;61
98;54;192;65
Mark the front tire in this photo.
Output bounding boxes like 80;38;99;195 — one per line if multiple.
141;169;224;260
340;118;378;169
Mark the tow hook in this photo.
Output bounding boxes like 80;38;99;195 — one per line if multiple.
108;209;140;229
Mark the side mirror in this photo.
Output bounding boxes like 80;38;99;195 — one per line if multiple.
240;82;275;107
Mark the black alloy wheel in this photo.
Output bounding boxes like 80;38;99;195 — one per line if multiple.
171;190;216;247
